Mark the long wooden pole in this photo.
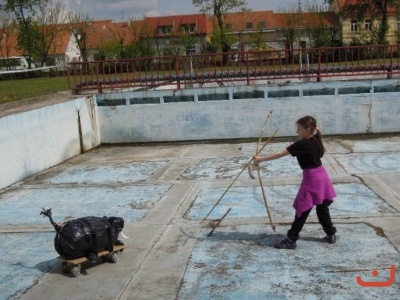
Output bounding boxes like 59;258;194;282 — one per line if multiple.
257;168;276;231
201;129;278;223
207;207;232;237
255;111;276;231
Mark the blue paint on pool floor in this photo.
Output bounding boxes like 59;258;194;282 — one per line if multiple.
41;160;170;184
0;136;399;300
184;183;396;220
179;224;399;300
0;185;172;225
0;233;57;300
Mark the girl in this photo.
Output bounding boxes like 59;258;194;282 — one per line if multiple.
253;116;337;249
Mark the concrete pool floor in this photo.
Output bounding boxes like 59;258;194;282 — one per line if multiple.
1;135;400;300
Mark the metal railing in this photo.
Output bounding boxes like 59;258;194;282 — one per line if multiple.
67;44;400;94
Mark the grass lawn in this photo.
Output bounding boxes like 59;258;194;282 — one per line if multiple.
0;76;70;105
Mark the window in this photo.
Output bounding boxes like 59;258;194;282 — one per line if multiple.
246;22;253;29
181;24;196;33
300;41;306;48
158;26;172;34
365;20;372;31
258;21;266;29
351;20;358;32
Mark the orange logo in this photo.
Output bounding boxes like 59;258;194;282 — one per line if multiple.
357;265;396;287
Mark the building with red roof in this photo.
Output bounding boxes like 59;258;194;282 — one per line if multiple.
329;0;400;44
219;10;339;53
5;3;399;67
0;25;80;68
141;14;213;55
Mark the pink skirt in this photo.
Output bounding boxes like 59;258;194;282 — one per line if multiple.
293;166;336;217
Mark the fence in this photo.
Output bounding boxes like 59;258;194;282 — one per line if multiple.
67;44;400;94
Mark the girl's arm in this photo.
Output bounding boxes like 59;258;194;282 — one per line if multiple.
253;148;290;165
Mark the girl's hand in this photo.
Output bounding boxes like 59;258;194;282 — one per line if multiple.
252;156;262;166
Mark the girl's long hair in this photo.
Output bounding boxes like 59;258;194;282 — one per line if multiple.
296;116;325;157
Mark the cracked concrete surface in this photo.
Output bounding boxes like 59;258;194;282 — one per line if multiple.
0;135;399;300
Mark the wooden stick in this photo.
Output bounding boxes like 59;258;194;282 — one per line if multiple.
255;111;276;231
257;168;276;231
257;111;273;149
248;111;273;180
201;129;278;223
253;110;275;231
207;207;232;237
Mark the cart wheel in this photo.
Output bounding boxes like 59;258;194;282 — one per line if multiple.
101;255;108;262
70;264;81;277
110;252;120;263
62;262;69;273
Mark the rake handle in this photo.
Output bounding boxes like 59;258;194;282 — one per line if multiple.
201;129;278;222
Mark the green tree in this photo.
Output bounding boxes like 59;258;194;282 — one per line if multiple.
95;24;128;60
180;28;196;54
94;40;121;60
193;0;248;65
371;0;400;45
326;0;400;45
249;24;267;51
207;20;235;53
131;40;155;58
125;18;156;60
1;0;47;68
303;11;335;48
164;31;196;56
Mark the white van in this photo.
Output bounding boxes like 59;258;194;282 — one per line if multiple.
0;56;35;71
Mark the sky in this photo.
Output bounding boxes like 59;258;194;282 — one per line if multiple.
60;0;328;21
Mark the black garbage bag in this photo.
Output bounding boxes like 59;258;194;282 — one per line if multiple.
41;208;124;263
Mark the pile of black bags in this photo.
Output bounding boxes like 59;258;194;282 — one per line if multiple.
41;208;124;262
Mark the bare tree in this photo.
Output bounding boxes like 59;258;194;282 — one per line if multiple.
35;1;65;66
193;0;248;65
66;12;92;62
276;0;316;51
101;23;127;59
274;9;301;63
303;2;336;48
0;12;18;58
127;17;156;59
